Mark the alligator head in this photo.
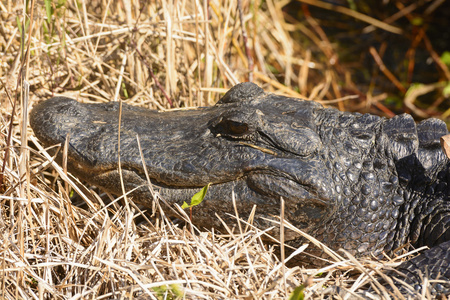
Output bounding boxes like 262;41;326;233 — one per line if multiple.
30;82;449;259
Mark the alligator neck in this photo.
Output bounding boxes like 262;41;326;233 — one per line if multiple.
313;110;450;256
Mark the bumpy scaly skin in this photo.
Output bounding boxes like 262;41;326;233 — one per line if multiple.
31;83;450;294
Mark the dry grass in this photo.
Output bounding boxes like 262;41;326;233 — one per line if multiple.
0;0;448;299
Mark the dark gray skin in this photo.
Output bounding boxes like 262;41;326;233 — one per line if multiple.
31;83;450;294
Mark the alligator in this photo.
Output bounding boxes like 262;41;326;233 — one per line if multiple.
30;82;450;295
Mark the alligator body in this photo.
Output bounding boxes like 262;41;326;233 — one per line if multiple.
31;83;450;294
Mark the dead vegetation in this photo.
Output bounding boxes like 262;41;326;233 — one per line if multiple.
1;0;449;298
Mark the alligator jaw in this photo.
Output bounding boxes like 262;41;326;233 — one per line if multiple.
87;166;331;240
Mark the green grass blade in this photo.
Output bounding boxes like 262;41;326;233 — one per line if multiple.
44;0;53;23
182;183;211;209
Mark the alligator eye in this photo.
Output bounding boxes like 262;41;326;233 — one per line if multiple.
227;120;249;135
213;119;250;137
